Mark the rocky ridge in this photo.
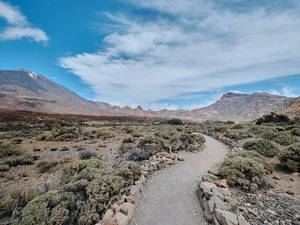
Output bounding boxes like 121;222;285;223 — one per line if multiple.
1;69;298;121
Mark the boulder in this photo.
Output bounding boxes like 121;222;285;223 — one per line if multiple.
119;202;135;220
130;185;141;203
215;209;238;225
219;179;230;188
114;212;129;225
237;214;250;225
199;181;217;191
202;173;219;182
103;209;115;220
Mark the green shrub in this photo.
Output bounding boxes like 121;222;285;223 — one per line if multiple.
278;143;300;172
291;128;300;136
231;124;244;129
256;112;290;125
10;138;23;144
168;118;183;125
61;146;69;151
36;160;59;173
116;161;141;185
0;188;40;217
121;126;135;134
16;158;141;225
0;144;22;159
261;131;296;146
243;139;281;157
0;164;10;171
79;151;97;160
219;151;273;191
90;130;115;139
122;137;135;143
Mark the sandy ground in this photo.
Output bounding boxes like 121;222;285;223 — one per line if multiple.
129;134;229;225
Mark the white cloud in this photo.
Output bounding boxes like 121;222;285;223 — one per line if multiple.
269;89;280;95
0;1;48;42
282;86;298;97
59;0;300;108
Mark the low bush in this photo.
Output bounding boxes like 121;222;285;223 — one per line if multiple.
36;160;59;173
231;124;244;129
278;143;300;172
90;130;115;140
261;131;296;146
291;128;300;136
0;188;40;218
256;112;290;125
0;144;22;159
243;139;281;157
219;151;273;191
15;159;141;225
122;137;135;143
79;151;97;160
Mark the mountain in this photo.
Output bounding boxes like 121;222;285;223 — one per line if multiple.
0;69;298;121
189;92;299;121
0;69;117;115
276;99;300;119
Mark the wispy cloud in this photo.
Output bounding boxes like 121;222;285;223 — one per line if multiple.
59;0;300;108
268;86;298;97
0;1;48;42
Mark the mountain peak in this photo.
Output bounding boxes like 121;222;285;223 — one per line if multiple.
17;68;30;72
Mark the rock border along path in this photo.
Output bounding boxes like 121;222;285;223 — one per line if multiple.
129;134;229;225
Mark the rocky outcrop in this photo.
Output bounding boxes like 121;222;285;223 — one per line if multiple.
198;174;249;225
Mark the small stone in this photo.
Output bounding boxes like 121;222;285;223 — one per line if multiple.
118;202;135;220
167;159;175;165
103;209;115;220
286;190;294;196
265;209;277;216
215;209;238;225
139;174;146;184
202;173;219;182
114;212;129;225
208;168;220;176
273;174;282;180
247;208;258;216
199;181;217;191
141;165;149;172
219;179;230;188
237;214;250;225
177;155;184;161
135;180;144;192
266;190;276;197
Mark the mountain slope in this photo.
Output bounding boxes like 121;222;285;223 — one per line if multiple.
189;92;298;121
276;100;300;119
0;69;117;115
1;69;298;121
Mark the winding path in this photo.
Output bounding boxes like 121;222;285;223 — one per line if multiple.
129;134;229;225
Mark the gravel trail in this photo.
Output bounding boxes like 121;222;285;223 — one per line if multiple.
129;134;229;225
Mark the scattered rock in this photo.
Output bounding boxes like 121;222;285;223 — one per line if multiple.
215;209;238;225
219;179;230;188
103;209;115;220
199;181;217;191
114;212;129;225
177;155;184;161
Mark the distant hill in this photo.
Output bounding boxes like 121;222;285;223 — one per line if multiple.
189;92;299;121
0;69;117;115
276;99;300;119
0;69;297;121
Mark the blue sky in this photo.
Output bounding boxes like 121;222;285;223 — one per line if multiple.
0;0;300;110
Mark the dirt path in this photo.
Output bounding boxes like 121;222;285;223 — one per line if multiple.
129;134;229;225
